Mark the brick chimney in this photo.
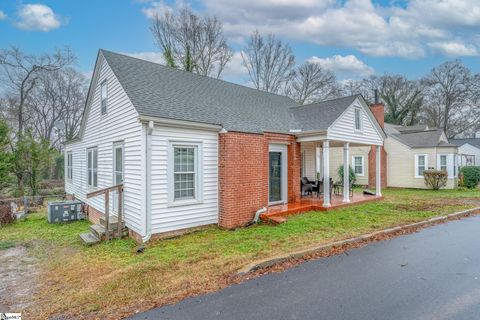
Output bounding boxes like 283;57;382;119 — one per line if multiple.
370;103;385;128
368;91;387;188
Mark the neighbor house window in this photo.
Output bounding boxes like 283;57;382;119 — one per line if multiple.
87;148;98;188
354;108;362;131
66;151;73;180
171;144;199;202
352;156;364;176
100;81;108;115
439;155;447;172
415;154;427;178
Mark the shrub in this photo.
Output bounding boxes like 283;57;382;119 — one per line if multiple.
0;203;15;226
460;166;480;189
424;170;448;190
337;165;357;184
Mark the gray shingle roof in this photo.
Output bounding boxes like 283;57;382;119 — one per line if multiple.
450;138;480;149
390;129;456;148
101;50;299;133
289;95;358;131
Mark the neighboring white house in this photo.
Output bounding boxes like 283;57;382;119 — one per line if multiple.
384;124;458;189
450;138;480;167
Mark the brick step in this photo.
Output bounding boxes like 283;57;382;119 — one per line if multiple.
261;215;287;224
79;232;100;246
90;223;128;239
99;216;125;230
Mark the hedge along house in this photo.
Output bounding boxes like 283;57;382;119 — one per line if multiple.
65;50;385;242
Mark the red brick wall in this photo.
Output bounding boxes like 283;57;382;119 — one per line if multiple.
218;131;300;229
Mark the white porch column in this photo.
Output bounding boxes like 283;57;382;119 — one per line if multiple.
343;142;350;203
323;140;331;208
376;146;382;196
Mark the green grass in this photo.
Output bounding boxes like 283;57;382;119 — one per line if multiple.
1;188;479;319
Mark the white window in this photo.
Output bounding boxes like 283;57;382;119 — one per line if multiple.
87;148;98;188
415;154;428;178
100;81;108;115
352;156;364;176
169;142;202;205
66;152;73;180
354;108;362;131
439;155;447;172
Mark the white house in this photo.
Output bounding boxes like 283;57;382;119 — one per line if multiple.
450;138;480;167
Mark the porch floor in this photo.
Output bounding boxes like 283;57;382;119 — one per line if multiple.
261;192;383;223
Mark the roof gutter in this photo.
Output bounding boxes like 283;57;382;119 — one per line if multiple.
138;116;222;131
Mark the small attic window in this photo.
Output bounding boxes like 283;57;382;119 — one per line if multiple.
100;81;108;115
354;107;362;131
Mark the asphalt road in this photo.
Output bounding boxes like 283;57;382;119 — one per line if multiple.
130;216;480;320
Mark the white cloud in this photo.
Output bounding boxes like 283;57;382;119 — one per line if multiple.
15;4;64;31
221;51;248;79
308;55;374;79
0;10;7;20
428;41;478;57
194;0;480;58
123;51;165;65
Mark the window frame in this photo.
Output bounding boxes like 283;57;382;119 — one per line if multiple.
66;151;73;181
415;154;428;178
439;154;448;172
100;80;108;115
354;107;363;132
352;155;365;176
168;141;203;207
87;147;98;189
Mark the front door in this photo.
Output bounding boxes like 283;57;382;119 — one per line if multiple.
269;144;287;205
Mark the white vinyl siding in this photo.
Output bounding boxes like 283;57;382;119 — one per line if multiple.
327;99;383;146
64;54;144;234
352;155;364;176
415;154;427;178
151;125;218;234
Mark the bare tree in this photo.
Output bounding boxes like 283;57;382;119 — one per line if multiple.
287;62;340;104
150;7;233;78
341;78;377;102
0;46;74;136
27;67;87;147
421;60;480;138
241;30;295;94
377;75;424;126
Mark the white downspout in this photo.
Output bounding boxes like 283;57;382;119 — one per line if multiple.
142;120;154;243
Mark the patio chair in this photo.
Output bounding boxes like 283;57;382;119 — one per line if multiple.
317;178;333;198
334;180;354;197
301;177;314;196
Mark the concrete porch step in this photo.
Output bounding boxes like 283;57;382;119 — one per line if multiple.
79;232;100;245
90;223;129;239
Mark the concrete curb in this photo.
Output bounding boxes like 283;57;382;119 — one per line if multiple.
237;207;480;275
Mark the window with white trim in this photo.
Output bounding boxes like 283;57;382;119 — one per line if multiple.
415;154;427;178
354;108;362;131
439;155;447;172
352;156;364;176
87;148;98;188
100;81;108;115
173;145;197;201
66;151;73;180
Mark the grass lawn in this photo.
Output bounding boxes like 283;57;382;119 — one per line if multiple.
1;188;480;319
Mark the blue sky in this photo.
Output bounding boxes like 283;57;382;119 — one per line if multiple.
1;0;479;84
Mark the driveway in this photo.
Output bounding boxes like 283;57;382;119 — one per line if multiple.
130;216;480;320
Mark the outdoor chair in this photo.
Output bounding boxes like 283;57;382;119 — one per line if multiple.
301;177;315;196
334;180;354;197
